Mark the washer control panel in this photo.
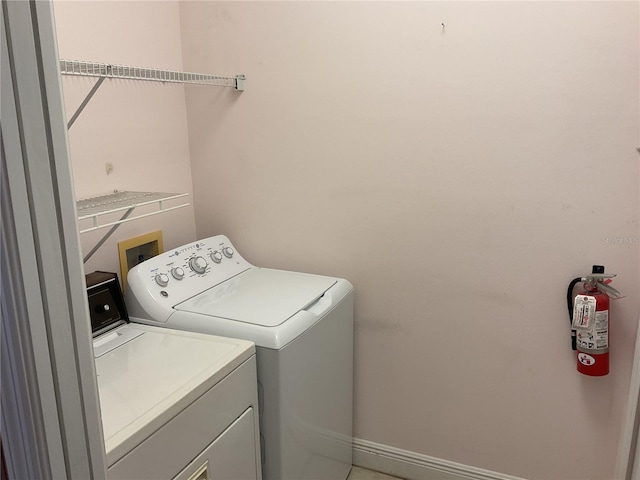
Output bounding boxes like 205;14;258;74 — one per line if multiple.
126;235;253;311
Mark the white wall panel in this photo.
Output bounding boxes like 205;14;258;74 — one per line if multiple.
180;3;639;479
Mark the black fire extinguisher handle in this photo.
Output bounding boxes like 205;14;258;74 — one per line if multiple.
567;277;583;351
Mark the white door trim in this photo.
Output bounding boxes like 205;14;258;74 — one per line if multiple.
616;315;640;480
1;0;107;478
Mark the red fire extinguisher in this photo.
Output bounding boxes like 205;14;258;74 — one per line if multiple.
567;266;622;376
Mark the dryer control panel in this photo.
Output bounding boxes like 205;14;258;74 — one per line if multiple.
126;235;254;321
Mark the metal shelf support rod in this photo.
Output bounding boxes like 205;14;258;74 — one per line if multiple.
67;76;106;129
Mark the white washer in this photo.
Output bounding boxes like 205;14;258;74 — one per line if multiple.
126;234;354;480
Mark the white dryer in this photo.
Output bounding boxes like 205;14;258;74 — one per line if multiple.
87;271;261;480
126;235;354;480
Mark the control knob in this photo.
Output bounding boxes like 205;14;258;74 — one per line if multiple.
222;246;234;258
171;267;185;280
189;256;208;274
155;273;170;287
210;250;223;264
94;304;110;313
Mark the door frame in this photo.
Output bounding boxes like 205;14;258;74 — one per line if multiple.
617;317;640;480
1;0;107;477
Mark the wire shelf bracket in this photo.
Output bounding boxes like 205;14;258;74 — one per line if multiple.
60;59;245;128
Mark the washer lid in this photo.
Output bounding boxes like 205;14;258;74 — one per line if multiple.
174;268;337;327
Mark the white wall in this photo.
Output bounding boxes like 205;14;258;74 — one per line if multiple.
179;2;639;479
53;1;196;280
52;1;640;479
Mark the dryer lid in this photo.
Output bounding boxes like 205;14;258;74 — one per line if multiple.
174;268;337;327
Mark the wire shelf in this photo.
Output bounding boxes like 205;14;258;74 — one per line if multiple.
60;59;245;90
77;191;190;233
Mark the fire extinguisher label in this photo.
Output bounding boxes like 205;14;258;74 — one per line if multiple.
572;295;596;329
594;310;609;349
578;353;596;366
573;295;609;351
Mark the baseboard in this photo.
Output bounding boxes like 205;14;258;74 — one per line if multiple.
352;438;527;480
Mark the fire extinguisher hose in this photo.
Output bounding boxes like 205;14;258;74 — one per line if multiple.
567;277;583;350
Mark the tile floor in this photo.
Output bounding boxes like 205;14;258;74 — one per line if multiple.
347;466;404;480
